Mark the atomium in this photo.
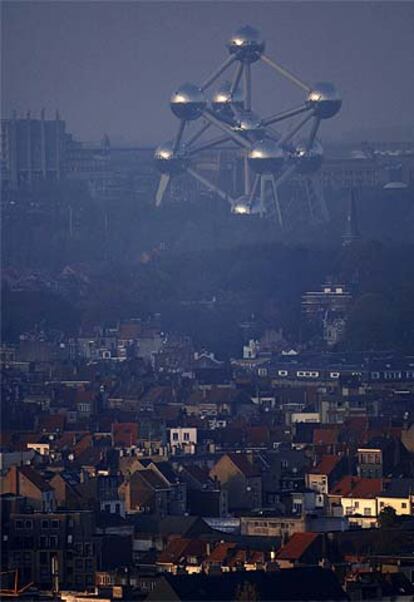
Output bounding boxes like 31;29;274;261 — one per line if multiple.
155;25;342;228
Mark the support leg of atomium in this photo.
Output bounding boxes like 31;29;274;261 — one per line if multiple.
249;174;260;205
155;118;189;206
186;166;236;206
244;155;250;196
304;173;329;224
155;174;171;207
258;175;283;226
262;165;297;227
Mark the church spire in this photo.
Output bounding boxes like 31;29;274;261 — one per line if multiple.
342;188;360;246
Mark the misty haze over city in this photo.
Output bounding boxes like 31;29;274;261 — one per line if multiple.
1;2;414;601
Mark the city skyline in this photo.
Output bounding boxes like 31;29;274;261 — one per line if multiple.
2;1;414;145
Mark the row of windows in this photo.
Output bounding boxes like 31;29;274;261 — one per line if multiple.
15;519;61;530
371;370;414;380
251;520;296;528
258;367;414;381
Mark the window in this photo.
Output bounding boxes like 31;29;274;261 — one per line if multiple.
24;520;33;529
51;520;59;529
49;536;58;548
12;551;22;564
364;508;372;516
15;520;24;530
172;432;178;441
402;502;407;509
39;536;47;548
39;552;48;565
41;520;49;530
183;432;190;441
354;501;359;509
67;535;73;544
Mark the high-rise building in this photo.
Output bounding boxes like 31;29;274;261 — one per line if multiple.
1;110;66;189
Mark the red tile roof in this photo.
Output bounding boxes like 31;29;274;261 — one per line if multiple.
276;532;319;561
331;476;386;498
309;455;343;476
206;542;237;563
157;538;207;564
313;428;339;446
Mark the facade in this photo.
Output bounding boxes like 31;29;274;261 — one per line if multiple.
209;454;262;511
5;510;96;591
170;427;198;450
240;514;306;541
1;111;66;189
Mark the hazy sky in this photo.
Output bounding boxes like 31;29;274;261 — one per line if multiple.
2;1;414;145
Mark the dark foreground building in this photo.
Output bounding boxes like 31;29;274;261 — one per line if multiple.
146;567;347;601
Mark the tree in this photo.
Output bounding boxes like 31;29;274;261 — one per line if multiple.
378;506;398;529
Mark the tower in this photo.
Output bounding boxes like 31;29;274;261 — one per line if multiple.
342;188;360;246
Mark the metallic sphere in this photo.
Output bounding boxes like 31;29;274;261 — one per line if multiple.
248;139;286;174
170;83;207;121
232;196;252;215
291;141;324;174
227;25;265;63
211;81;244;113
154;142;189;175
232;110;265;139
307;82;342;119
